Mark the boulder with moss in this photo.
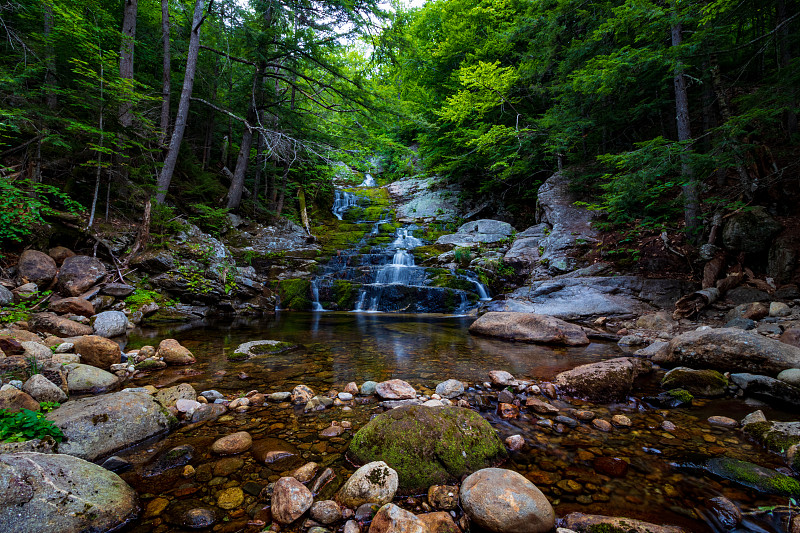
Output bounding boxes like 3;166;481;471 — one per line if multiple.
348;405;507;492
661;367;728;397
229;340;297;361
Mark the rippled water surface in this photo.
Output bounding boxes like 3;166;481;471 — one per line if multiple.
120;313;797;533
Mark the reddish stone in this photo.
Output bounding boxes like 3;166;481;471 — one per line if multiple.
592;457;628;478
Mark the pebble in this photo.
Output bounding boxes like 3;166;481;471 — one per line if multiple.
216;487;244;509
592;419;612;432
211;431;253;455
338;392;353;401
661;421;677;432
708;416;738;428
505;435;525;451
611;414;631;427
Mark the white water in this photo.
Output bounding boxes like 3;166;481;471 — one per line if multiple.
332;190;359;220
359;173;376;187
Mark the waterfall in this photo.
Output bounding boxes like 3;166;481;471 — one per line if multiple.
332;190;358;220
359;173;376;187
310;280;324;311
461;271;491;301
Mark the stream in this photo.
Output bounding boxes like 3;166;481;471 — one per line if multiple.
119;313;797;533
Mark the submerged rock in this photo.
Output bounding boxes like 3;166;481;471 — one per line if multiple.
554;357;652;402
469;312;589;345
0;452;138;533
661;367;728;397
348;405;507;491
730;373;800;409
561;512;686;533
230;339;296;360
701;457;800;498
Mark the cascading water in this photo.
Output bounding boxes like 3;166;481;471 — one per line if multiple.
332;190;358;220
359;173;376;187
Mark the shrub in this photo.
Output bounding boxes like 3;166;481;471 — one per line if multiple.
0;408;64;442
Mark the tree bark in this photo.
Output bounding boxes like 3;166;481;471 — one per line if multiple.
119;0;138;128
777;0;797;134
155;0;208;204
160;0;171;145
671;3;700;242
226;64;265;210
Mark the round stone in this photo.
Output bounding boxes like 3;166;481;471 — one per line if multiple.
216;487;244;509
272;476;313;524
182;508;217;529
211;431;253;455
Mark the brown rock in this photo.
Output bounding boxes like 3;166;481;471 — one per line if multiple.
375;379;416;400
611;414;632;427
592;457;628;477
55;255;106;297
29;312;93;337
707;496;741;530
428;485;459;510
554;357;652;402
0;336;25;356
17;250;58;287
525;397;559;414
368;503;427;533
779;328;800;349
0;388;40;412
344;382;359;395
309;500;341;525
48;246;76;265
211;431;253;455
418;512;459;533
469;312;590;345
291;384;314;404
156;339;196;365
505;434;525;451
497;403;519;419
272;476;313;524
291;461;319;483
73;335;121;369
708;415;738;428
561;512;687;533
213;457;244;476
48;297;95;318
592;419;613;432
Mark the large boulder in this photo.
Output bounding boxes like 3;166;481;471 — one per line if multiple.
348;405;507;491
729;373;800;409
55;256;106;297
722;206;782;254
336;461;399;508
64;363;119;394
469;312;589;345
91;311;129;338
156;339;196;365
460;468;554;533
554;357;652;402
0;452;138;533
653;328;800;376
28;313;93;337
17;250;57;287
661;367;728;397
47;297;94;318
72;335;121;369
436;220;515;248
47;246;75;265
47;391;173;460
369;503;428;533
503;225;548;274
561;513;687;533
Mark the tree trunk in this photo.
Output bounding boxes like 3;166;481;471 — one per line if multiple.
671;3;700;242
119;0;138;128
155;0;207;204
252;132;264;206
777;0;797;134
226;63;265;210
297;186;311;236
160;0;171;145
43;1;57;110
275;162;289;217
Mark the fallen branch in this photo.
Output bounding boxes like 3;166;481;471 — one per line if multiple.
673;287;720;320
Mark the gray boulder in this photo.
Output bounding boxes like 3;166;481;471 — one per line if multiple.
154;383;197;408
435;379;465;399
0;285;12;305
336;461;399;508
47;391;173;460
653;328;800;376
65;363;118;394
91;310;129;338
436;219;515;248
22;375;67;403
554;357;652;402
0;452;138;533
561;513;686;533
503;224;548;274
730;373;800;409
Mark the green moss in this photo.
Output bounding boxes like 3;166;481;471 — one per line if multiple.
707;457;800;498
428;272;475;291
587;525;628;533
276;279;312;310
743;421;800;452
661;368;728;397
134;359;163;370
332;280;357;310
666;388;694;404
413;244;449;263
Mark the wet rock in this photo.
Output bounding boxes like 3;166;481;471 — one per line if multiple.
418;511;459;533
434;379;464;399
345;382;359;395
701;457;800;498
498;403;519;419
653;328;800;376
0;388;39;412
272;476;313;524
56;255;106;297
29;312;93;337
72;335;121;369
252;438;302;470
48;391;173;461
376;379;416;400
741;420;800;455
212;457;244;477
505;435;524;451
469;312;589;346
211;431;252;455
154;383;197;408
22;374;66;403
427;485;458;511
592;419;612;432
661;367;728;397
741;410;768;427
142;444;195;477
369;503;427;533
611;414;631;427
779;328;800;348
17;250;57;287
231;339;296;360
708;415;738;428
321;424;345;438
65;363;119;394
268;391;291;402
181;508;217;529
707;496;741;530
525;397;559;414
336;461;399;508
292;384;315;404
311;467;336;494
292;461;320;483
592;457;628;478
349;405;507;491
488;370;515;386
92;311;129;338
217;487;245;509
361;381;378;395
310;500;341;525
48;297;94;318
554;357;652;402
155;338;195;365
101;456;132;473
497;389;515;404
561;512;686;533
730;373;800;409
0;451;138;533
344;519;361;533
460;468;554;533
777;368;800;387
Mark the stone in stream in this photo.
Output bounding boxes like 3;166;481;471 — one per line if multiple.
154;383;197;408
730;373;800;409
469;312;589;345
336;461;399;508
460;468;554;533
505;435;524;451
428;485;459;510
561;513;687;533
272;476;313;524
0;452;138;533
701;457;800;498
292;461;319;483
375;379;416;400
369;503;427;533
141;444;195;477
252;438;303;471
65;363;119;394
706;496;742;530
211;431;252;455
653;327;800;376
216;487;244;509
418;511;459;533
435;379;464;399
488;370;516;386
156;338;196;365
292;384;315;404
348;405;507;492
72;334;121;369
92;310;130;338
230;339;296;360
310;500;341;525
344;382;359;395
360;381;378;396
554;357;652;402
660;367;728;397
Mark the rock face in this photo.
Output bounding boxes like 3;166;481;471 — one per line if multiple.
17;250;58;287
561;513;687;533
375;379;417;400
22;375;67;403
503;225;548;275
436;220;515;248
47;391;173;460
92;310;129;338
336;461;399;508
653;328;800;376
0;452;138;533
272;476;314;524
369;503;428;533
156;338;196;365
554;357;652;402
348;405;507;491
29;312;93;337
469;312;589;345
48;297;94;318
661;367;728;397
72;335;121;369
722;206;782;254
460;468;554;533
56;255;106;296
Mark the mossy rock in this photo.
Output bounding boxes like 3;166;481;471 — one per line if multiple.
742;421;800;454
704;457;800;498
134;359;164;371
661;367;728;397
275;279;312;310
140;308;195;325
348;405;507;492
230;340;297;360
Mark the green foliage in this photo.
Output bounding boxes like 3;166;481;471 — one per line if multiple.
38;402;60;413
0;408;64;443
0;179;84;246
187;204;230;238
